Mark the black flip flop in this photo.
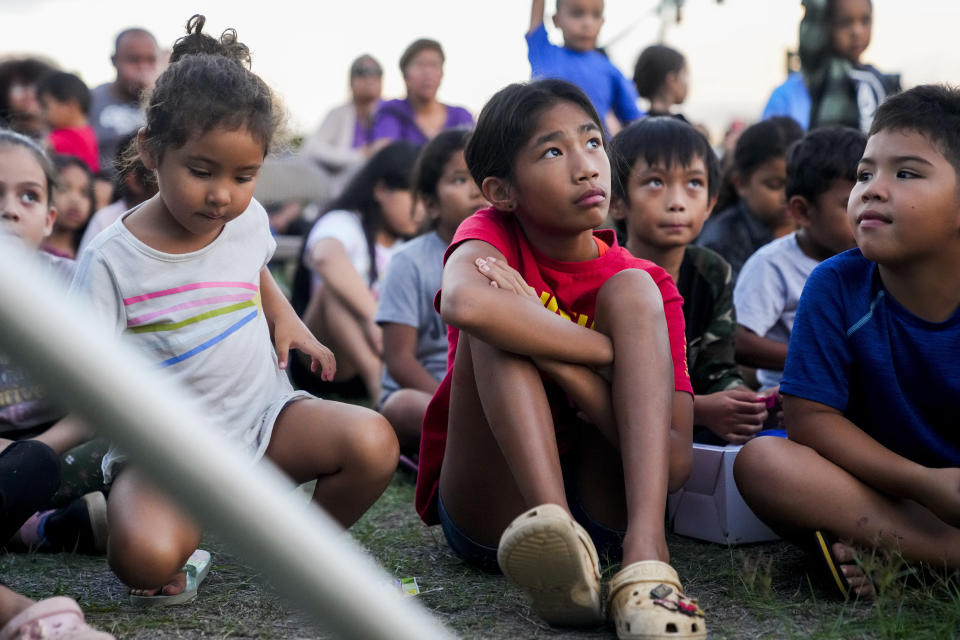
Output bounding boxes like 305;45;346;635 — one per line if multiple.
814;530;852;599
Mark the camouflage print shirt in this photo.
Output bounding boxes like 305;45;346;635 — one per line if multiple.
676;245;743;395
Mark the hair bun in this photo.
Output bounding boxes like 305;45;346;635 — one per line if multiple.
169;14;251;68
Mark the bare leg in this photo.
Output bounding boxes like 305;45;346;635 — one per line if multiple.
380;388;432;456
591;269;676;566
0;586;34;627
107;469;201;596
265;398;398;528
438;334;566;546
735;437;960;595
303;284;382;402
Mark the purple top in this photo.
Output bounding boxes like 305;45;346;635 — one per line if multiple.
352;100;382;148
371;98;474;146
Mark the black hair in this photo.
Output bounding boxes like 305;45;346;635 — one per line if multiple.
633;45;686;101
36;72;91;115
465;78;606;188
0;58;56;133
413;128;472;202
114;27;158;55
713;116;804;212
290;141;420;316
0;128;57;202
786;126;866;201
138;15;280;164
609;116;719;238
49;153;95;251
112;132;157;205
399;39;445;73
869;84;960;175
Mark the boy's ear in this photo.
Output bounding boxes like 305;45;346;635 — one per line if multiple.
481;177;516;213
703;193;719;220
43;205;57;240
136;127;158;171
787;195;812;227
732;171;747;199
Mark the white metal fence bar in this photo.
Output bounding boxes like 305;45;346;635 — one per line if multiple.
0;240;456;640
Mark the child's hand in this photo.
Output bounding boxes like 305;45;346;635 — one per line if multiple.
695;387;768;444
917;467;960;528
273;315;337;381
363;317;383;356
475;257;538;299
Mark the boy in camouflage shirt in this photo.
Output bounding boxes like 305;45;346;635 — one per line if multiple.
611;116;772;444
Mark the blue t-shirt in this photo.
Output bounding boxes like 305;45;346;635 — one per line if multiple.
526;24;642;125
781;249;960;467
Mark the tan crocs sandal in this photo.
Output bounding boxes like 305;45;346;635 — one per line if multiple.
608;561;707;640
497;503;603;627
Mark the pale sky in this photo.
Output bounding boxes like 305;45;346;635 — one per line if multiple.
3;0;959;142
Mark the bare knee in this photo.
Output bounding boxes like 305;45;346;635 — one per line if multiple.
343;410;399;478
108;524;192;589
596;269;664;321
733;436;797;504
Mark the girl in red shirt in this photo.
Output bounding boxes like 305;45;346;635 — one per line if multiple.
415;79;706;640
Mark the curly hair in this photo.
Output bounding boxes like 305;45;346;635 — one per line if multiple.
138;15;281;162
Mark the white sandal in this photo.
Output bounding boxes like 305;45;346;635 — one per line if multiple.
608;561;706;639
497;504;604;627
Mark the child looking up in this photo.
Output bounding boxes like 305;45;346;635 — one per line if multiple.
415;79;705;639
734;85;960;601
43;154;94;259
72;16;398;606
376;129;486;461
291;141;420;404
527;0;642;134
36;72;99;173
734;126;864;391
696;116;803;279
763;0;899;132
632;45;689;121
610;117;768;445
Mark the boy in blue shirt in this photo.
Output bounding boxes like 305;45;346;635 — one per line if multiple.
527;0;642;133
734;85;960;600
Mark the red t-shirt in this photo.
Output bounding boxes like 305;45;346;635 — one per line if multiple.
414;208;693;524
48;126;99;173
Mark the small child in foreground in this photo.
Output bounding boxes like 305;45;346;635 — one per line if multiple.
527;0;642;134
610;116;769;444
735;85;960;601
376;128;486;460
72;16;398;606
416;79;705;639
734;126;865;390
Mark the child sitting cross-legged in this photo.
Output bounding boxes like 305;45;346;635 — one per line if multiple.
415;79;706;640
733;126;865;391
609;116;769;444
734;85;960;601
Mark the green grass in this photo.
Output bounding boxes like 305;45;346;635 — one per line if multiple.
3;475;958;639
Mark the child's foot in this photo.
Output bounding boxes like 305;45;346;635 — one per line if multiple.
129;572;187;598
13;492;108;555
831;540;876;600
129;549;211;608
497;504;604;627
608;561;706;640
813;530;876;601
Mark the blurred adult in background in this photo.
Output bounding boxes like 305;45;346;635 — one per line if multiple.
762;0;899;132
89;28;160;177
302;55;384;199
369;39;473;149
0;57;56;138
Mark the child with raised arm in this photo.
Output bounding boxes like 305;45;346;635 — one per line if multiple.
610;117;768;445
734;85;960;601
72;16;398;606
734;126;864;390
415;79;705;640
527;0;642;134
376;129;486;461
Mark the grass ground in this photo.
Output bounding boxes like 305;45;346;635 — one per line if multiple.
3;474;958;639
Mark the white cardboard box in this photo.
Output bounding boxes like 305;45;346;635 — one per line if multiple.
667;443;779;545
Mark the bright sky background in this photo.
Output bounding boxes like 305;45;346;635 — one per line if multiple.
4;0;959;142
